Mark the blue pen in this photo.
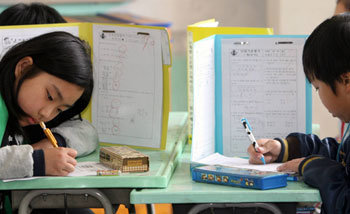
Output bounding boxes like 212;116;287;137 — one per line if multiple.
241;118;266;165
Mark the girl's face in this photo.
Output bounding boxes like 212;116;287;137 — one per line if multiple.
312;78;350;122
15;58;84;127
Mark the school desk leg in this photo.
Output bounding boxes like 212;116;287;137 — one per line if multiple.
187;203;283;214
18;189;114;214
145;204;155;214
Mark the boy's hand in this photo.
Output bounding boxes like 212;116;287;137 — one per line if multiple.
277;158;305;173
247;139;281;164
43;147;77;176
31;138;54;150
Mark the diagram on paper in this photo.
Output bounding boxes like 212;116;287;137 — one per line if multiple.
92;25;163;147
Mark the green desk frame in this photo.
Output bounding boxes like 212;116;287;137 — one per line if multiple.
130;143;322;214
0;112;188;214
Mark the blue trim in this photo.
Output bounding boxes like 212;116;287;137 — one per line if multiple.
0;95;8;147
214;35;223;154
337;124;350;162
0;3;128;16
214;34;307;39
53;3;127;16
305;78;312;134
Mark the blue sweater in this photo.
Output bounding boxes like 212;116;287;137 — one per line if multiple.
276;133;349;214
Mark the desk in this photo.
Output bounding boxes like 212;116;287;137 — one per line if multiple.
0;112;188;214
131;144;321;214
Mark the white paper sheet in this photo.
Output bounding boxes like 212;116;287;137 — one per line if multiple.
0;26;79;59
221;37;306;157
91;24;163;148
67;161;114;177
2;161;113;182
192;37;216;162
197;153;283;172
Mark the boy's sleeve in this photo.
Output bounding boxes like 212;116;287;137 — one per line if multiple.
275;133;349;212
275;132;339;162
0;145;34;179
51;118;99;157
298;156;349;213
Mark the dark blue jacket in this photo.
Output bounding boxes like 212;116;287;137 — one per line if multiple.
276;133;349;214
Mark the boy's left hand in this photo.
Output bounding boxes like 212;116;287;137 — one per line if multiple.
277;157;305;173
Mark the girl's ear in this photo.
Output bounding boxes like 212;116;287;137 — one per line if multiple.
14;56;33;79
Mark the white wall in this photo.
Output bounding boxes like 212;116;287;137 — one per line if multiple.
267;0;335;34
109;0;268;53
109;0;267;32
110;0;341;139
267;0;339;139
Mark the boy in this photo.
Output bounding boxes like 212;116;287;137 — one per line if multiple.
248;13;350;214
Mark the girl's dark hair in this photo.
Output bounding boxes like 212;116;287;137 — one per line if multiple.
0;31;93;136
0;3;66;25
303;13;350;94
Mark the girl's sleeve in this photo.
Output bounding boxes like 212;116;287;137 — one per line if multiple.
51;118;98;157
0;145;34;179
275;132;339;162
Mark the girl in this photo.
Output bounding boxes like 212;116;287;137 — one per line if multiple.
0;31;94;179
0;3;98;161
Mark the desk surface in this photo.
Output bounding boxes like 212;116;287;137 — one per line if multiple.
0;112;188;190
130;144;322;204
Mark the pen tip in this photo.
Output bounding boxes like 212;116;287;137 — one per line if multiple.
39;121;46;129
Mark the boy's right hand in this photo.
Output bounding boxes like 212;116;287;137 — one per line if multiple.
43;147;77;176
247;139;281;164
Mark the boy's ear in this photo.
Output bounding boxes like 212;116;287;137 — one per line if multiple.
14;56;33;78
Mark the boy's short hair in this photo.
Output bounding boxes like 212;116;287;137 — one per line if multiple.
337;0;350;11
303;12;350;94
0;3;66;25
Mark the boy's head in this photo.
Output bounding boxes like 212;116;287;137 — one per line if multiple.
303;12;350;94
336;0;350;14
0;3;66;25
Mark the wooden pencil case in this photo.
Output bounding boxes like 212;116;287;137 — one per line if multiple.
100;146;149;172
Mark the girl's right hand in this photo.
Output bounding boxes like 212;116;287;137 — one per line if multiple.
31;138;54;150
247;139;281;164
43;147;77;176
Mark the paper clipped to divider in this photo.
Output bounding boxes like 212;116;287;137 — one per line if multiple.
191;35;312;164
0;22;171;150
187;19;274;142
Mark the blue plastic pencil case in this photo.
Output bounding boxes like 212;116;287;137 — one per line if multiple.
192;165;288;190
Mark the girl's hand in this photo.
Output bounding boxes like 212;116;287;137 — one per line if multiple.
43;147;77;176
247;139;281;164
277;158;305;173
31;138;54;150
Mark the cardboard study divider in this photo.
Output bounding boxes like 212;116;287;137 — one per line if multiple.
187;19;274;142
0;22;171;150
191;35;312;165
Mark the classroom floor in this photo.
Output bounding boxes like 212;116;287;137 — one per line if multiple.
91;204;173;214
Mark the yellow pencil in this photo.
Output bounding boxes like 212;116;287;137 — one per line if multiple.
39;121;58;148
